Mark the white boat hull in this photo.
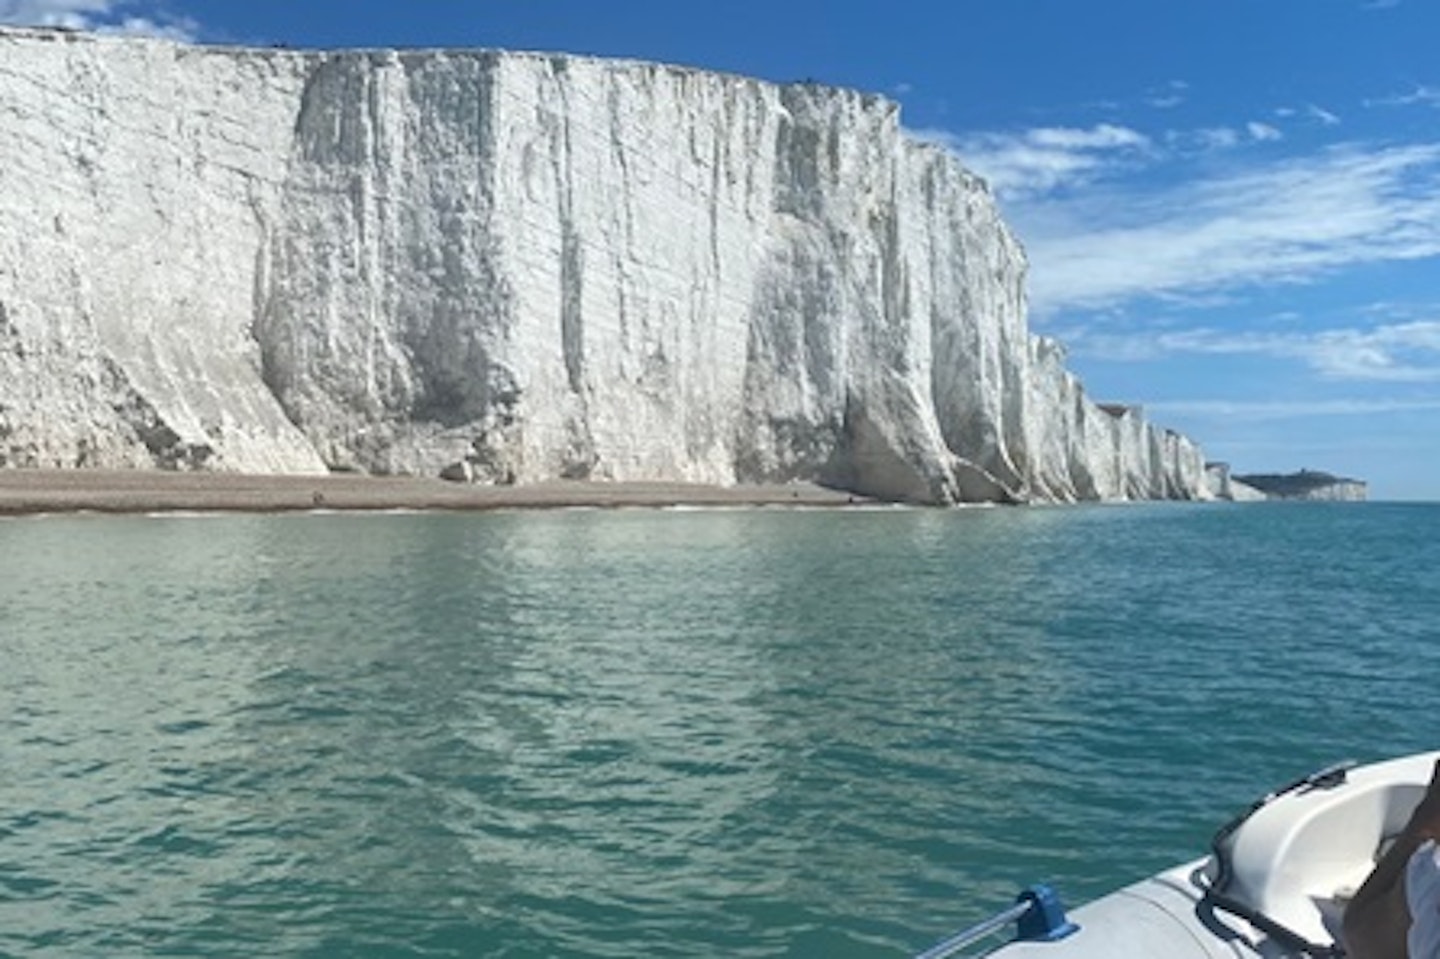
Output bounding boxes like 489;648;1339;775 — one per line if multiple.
965;751;1440;958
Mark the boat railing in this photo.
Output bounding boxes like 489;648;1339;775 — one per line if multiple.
914;884;1079;959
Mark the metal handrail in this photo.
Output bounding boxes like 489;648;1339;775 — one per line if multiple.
914;900;1033;959
914;885;1079;959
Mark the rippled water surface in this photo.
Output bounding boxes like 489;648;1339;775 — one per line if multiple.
3;503;1439;957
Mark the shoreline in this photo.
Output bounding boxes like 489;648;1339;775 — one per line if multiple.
0;469;876;517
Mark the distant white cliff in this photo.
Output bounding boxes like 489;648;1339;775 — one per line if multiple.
1205;462;1268;502
0;27;1215;504
1231;470;1368;502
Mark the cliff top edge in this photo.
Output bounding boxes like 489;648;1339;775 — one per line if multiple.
0;23;903;113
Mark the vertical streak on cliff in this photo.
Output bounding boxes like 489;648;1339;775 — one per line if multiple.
916;148;1024;501
552;57;597;478
552;62;583;398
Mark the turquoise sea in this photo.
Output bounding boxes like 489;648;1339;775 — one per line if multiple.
3;502;1438;957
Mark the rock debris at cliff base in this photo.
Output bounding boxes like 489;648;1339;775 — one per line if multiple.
0;26;1215;504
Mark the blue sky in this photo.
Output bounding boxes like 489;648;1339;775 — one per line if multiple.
4;2;1439;498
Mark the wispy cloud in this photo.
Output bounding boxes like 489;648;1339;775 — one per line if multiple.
1246;121;1284;142
1060;318;1440;382
1305;104;1342;126
1169;122;1290;152
1190;127;1244;150
1017;144;1440;314
913;123;1151;198
1151;397;1440;419
929;117;1310;210
1366;85;1440;108
0;0;106;28
917;120;1440;320
0;1;196;39
1145;80;1189;110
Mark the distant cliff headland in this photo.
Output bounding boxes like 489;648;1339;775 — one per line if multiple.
0;27;1300;506
1232;469;1368;502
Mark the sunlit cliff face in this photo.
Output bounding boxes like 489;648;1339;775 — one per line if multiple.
0;28;1211;503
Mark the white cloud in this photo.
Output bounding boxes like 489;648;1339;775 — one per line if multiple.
1060;318;1440;382
1185;127;1243;150
1151;397;1440;419
1246;121;1284;142
1027;126;1147;150
0;0;107;28
1018;144;1440;314
1306;104;1342;126
1145;80;1189;110
1367;85;1440;109
0;1;195;39
103;14;194;40
921;123;1440;319
1172;123;1285;152
914;123;1151;198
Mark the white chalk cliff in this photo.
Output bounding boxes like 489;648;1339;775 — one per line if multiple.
0;27;1214;504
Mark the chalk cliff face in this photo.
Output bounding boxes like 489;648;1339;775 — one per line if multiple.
1205;463;1268;502
0;27;1213;503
